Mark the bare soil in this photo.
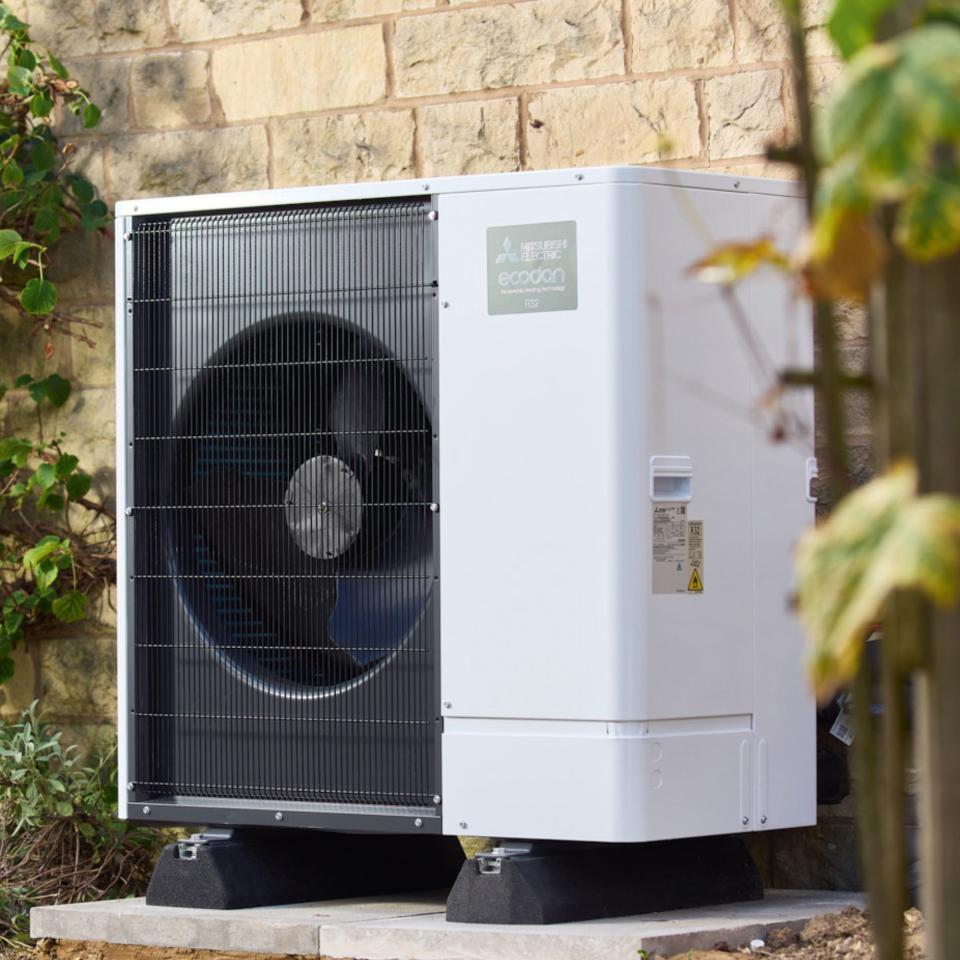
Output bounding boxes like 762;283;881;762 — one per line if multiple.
0;907;926;960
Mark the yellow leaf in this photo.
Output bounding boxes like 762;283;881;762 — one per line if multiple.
802;208;887;301
688;236;789;287
795;462;960;699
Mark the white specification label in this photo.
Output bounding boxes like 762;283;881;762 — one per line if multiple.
652;506;704;594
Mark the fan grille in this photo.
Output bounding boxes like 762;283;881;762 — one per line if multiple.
126;200;440;810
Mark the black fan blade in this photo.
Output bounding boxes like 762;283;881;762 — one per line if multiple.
187;467;362;683
328;366;384;467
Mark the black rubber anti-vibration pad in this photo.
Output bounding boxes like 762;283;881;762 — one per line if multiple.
446;835;763;924
146;829;464;910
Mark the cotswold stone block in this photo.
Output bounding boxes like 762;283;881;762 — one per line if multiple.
0;645;38;720
60;58;129;136
630;0;733;72
40;635;117;718
314;0;432;21
273;111;415;188
213;28;386;122
108;126;269;199
132;52;212;128
419;99;519;177
24;0;97;57
527;78;700;168
96;0;170;52
69;306;115;388
394;0;624;97
705;70;785;160
736;0;833;62
169;0;302;43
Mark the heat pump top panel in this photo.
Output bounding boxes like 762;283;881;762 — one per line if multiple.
116;167;814;843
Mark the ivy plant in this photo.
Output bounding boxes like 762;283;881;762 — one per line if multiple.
0;6;113;685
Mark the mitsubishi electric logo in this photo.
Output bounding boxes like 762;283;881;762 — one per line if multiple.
495;236;520;264
486;221;578;315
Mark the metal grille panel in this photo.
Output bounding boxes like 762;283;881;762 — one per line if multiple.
125;199;439;814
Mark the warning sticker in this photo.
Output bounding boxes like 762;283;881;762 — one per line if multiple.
687;520;704;593
652;508;704;594
652;504;688;594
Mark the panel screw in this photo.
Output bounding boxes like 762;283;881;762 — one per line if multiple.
441;301;450;309
760;815;768;824
422;183;430;191
443;701;452;709
734;179;742;189
429;502;439;513
458;821;468;830
741;816;750;826
574;172;584;181
274;811;284;822
126;782;134;792
432;795;442;805
125;507;133;516
142;805;151;815
427;210;438;221
414;818;423;828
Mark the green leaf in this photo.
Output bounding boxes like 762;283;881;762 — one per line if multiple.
12;375;32;389
22;535;61;571
65;472;91;500
6;64;32;95
795;461;960;699
19;277;57;316
54;799;74;817
54;453;79;479
34;558;58;591
69;176;94;204
2;159;24;188
0;656;14;685
895;170;960;260
30;139;55;172
38;372;70;407
0;227;22;258
34;462;55;489
81;102;101;129
15;48;36;71
29;90;53;117
828;0;900;60
37;490;65;511
51;590;87;624
46;51;68;80
33;204;60;241
80;198;108;232
3;610;23;638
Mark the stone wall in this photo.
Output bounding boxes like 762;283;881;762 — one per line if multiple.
0;0;868;889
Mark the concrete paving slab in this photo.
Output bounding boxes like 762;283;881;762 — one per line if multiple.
32;890;864;959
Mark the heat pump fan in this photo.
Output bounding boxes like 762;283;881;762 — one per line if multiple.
170;315;432;692
117;170;818;924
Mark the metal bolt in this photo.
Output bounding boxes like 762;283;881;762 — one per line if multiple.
126;782;134;792
574;172;584;181
414;818;424;828
443;700;452;709
429;502;439;513
125;507;133;516
427;210;438;221
422;183;430;191
142;805;151;815
741;816;750;826
275;811;284;822
733;179;742;189
760;815;768;825
458;821;468;830
432;795;442;805
441;301;450;309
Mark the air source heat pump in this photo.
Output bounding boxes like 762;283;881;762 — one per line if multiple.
115;167;815;914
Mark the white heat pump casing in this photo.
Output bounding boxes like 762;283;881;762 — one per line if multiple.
115;167;815;842
436;174;815;842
